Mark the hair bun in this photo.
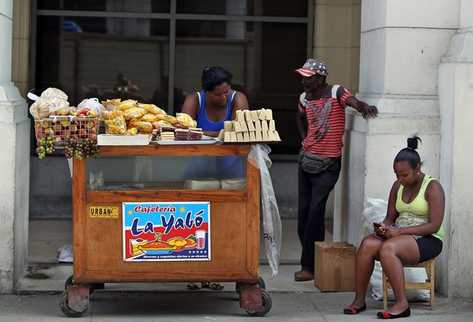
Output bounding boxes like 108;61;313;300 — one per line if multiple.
407;136;421;150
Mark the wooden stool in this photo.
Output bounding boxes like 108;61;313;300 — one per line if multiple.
382;258;435;310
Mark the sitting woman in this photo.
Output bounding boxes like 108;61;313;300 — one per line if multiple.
344;136;445;319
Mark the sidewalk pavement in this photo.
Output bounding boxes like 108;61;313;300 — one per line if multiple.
2;265;472;322
1;289;472;322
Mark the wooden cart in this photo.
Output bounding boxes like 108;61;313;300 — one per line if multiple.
60;144;271;317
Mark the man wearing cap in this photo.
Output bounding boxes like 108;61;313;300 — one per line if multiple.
294;58;378;281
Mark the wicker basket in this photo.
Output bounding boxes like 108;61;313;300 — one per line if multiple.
34;116;99;147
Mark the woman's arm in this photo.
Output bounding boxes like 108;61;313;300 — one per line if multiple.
231;91;249;119
383;181;401;226
398;181;445;236
181;94;199;120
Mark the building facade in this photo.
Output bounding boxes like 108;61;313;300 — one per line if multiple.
0;0;472;298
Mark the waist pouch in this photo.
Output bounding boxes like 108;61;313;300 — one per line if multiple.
299;151;337;174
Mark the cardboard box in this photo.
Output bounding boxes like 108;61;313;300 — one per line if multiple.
314;242;356;291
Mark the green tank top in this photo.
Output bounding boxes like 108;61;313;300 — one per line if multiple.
395;175;445;240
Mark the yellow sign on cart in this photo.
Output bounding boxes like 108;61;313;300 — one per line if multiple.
89;206;119;219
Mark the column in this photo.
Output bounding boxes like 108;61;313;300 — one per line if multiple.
439;0;473;299
342;0;458;294
0;0;30;293
313;0;362;240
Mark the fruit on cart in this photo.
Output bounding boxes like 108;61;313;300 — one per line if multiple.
64;138;99;160
77;107;97;117
36;135;56;159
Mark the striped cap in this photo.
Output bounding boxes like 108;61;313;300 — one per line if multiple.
295;58;328;77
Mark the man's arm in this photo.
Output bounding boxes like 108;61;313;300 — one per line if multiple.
297;108;307;139
345;96;378;119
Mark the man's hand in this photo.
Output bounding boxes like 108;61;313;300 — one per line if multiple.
361;105;378;119
346;97;378;119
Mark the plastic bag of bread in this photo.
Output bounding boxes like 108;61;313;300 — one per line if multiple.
29;100;50;119
176;112;197;128
162;115;178;125
117;99;137;111
123;107;146;120
129;120;153;133
29;97;69;119
138;103;166;115
126;127;138;136
152;120;173;130
39;87;68;101
101;98;121;111
28;87;70;119
103;110;127;134
141;113;160;122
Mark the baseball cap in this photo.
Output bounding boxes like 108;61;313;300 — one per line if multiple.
295;58;328;77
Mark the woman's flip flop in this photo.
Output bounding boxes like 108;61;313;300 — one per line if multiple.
377;307;411;319
343;304;367;314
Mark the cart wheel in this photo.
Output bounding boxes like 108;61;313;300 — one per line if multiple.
64;275;74;290
235;282;241;293
245;289;272;317
257;277;266;290
59;290;88;317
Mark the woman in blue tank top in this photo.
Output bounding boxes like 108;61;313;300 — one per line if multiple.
181;67;249;178
182;66;248;136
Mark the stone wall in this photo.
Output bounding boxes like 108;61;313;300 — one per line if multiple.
0;0;30;293
342;0;459;295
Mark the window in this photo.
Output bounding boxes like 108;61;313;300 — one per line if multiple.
33;0;312;154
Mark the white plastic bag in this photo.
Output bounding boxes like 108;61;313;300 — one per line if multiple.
28;88;70;119
57;244;73;263
362;198;429;301
78;98;104;116
249;144;281;277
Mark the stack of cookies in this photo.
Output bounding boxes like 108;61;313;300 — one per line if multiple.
222;109;281;143
159;127;175;141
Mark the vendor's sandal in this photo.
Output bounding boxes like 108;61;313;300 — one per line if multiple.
202;282;224;291
186;283;200;290
343;304;367;315
377;307;411;319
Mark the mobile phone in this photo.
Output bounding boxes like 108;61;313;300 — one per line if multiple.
373;222;382;229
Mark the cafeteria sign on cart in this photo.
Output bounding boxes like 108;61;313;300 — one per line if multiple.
123;202;210;262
